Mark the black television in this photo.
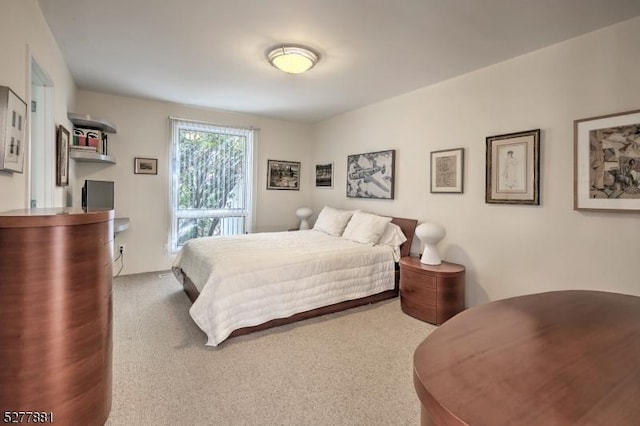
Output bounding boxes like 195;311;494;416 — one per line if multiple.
82;180;114;211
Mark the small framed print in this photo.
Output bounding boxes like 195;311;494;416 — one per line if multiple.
574;109;640;212
315;163;333;188
431;148;464;193
134;157;158;175
486;129;540;205
56;125;70;186
267;159;300;190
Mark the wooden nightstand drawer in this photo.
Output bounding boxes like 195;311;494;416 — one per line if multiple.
400;273;436;304
401;269;436;290
401;294;437;324
399;257;465;325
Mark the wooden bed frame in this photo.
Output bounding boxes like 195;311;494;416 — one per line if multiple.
173;217;417;340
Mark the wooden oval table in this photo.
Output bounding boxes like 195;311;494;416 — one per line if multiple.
413;290;640;426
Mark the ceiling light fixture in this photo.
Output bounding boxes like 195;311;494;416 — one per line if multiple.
267;45;319;74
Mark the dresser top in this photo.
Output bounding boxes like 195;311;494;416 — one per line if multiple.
0;208;113;228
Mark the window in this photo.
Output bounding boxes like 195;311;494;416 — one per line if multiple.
170;118;254;252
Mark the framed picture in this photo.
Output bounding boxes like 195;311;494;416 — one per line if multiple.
347;149;395;199
0;86;27;173
431;148;464;193
486;129;540;205
267;159;300;190
134;157;158;175
56;125;70;186
315;163;333;188
574;109;640;212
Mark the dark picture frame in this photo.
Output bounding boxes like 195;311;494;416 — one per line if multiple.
134;157;158;175
574;109;640;212
486;129;540;205
0;86;27;173
315;163;333;188
56;125;70;187
267;159;300;190
431;148;464;193
347;149;395;199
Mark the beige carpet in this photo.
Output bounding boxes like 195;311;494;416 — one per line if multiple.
105;272;436;425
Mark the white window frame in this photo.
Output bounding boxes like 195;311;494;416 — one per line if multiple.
169;117;254;253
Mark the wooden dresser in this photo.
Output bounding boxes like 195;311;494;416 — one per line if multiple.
0;208;114;425
399;257;465;325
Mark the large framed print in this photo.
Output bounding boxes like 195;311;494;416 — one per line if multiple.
486;129;540;205
574;109;640;212
347;149;395;199
267;159;300;190
0;86;27;173
431;148;464;193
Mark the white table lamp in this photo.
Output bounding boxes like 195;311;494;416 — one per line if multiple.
296;207;313;230
415;223;446;265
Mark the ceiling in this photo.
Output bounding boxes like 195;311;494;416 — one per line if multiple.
38;0;640;123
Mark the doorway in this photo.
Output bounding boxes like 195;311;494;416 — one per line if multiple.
29;57;55;208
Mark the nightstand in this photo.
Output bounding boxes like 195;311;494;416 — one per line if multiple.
399;257;465;325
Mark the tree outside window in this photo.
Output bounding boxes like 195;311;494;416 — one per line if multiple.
170;119;253;251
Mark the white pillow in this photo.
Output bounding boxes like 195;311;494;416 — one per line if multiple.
377;222;407;262
342;211;392;245
313;206;354;236
378;222;407;248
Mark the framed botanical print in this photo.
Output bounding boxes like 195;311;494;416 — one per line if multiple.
431;148;464;193
347;149;395;199
486;129;540;205
574;109;640;212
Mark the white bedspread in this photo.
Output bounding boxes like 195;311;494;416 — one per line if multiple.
173;230;396;346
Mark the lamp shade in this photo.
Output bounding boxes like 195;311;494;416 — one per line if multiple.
296;207;313;230
415;223;446;265
267;45;319;74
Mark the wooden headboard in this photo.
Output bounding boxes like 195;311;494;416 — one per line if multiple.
391;217;418;258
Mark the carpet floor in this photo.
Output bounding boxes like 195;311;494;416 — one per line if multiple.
105;272;436;425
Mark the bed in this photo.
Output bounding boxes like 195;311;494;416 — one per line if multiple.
172;209;417;346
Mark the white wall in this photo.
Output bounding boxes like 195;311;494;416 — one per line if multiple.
0;0;76;211
312;17;640;307
74;91;313;274
9;1;637;301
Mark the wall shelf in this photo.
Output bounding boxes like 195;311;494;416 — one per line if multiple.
68;112;117;164
70;150;116;164
68;113;117;133
114;217;129;233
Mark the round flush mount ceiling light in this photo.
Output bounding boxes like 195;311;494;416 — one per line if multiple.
267;45;319;74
